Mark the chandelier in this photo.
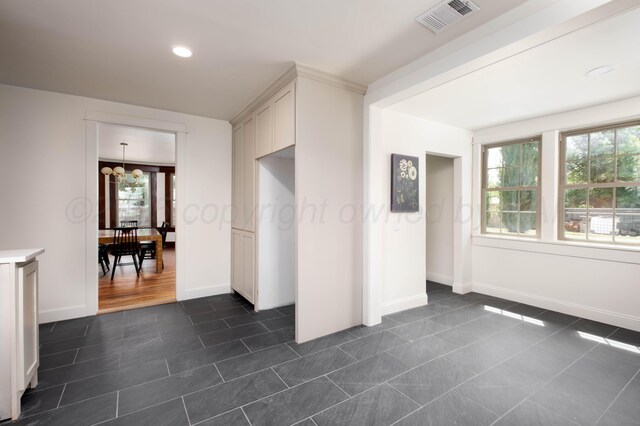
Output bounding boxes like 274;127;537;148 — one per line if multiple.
100;142;143;183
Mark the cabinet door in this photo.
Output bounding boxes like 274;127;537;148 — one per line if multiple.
232;126;245;229
242;233;255;304
231;231;244;294
17;261;38;392
255;102;273;159
243;117;255;232
273;81;296;152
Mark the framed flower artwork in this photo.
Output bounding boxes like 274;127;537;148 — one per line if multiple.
391;154;419;212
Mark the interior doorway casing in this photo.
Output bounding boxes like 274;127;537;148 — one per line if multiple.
84;111;187;317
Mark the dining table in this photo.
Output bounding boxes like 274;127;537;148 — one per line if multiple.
98;228;163;273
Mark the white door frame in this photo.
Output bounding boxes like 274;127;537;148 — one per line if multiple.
84;111;187;316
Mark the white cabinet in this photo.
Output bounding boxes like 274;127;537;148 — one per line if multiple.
273;82;296;152
231;230;255;303
232;116;256;232
254;81;296;158
0;249;44;421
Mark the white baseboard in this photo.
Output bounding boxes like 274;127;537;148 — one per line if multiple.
39;305;87;324
426;272;453;286
454;282;472;294
182;283;231;301
473;282;640;332
381;293;429;316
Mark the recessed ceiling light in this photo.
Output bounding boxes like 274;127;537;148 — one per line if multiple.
172;46;192;58
586;65;614;77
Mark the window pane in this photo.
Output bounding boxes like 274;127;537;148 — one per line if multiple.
616;187;640;244
519;190;536;212
486;211;501;234
487;168;502;189
566;134;588;184
519;213;537;236
501;212;519;235
617;125;640;155
501;190;518;212
117;173;151;227
503;166;520;187
590;130;615;156
564;188;587;240
521;143;539;186
486;147;504;169
617;155;640;182
589;156;615;183
588;188;613;243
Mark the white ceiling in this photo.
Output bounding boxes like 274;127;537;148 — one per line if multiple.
390;7;640;131
0;0;527;120
98;124;175;165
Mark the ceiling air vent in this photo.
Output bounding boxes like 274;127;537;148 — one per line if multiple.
416;0;480;33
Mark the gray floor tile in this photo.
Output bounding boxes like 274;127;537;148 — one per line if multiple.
339;331;407;360
597;410;640;426
74;333;163;363
38;352;120;388
275;304;295;316
242;327;295;352
261;315;295;331
494;400;579;426
102;398;189;426
199;322;269;347
456;363;544;415
118;365;222;416
183;369;287;423
60;358;169;406
610;378;640;423
166;340;249;375
568;319;618;337
39;325;88;343
387;304;448;324
190;307;248;324
327;352;410;396
197;408;250;425
608;328;640;346
535;310;579;327
430;304;490;328
395;391;498;426
389;357;476;405
274;347;356;387
431;295;477;311
536;328;600;360
389;318;450;341
425;290;455;302
444;332;530;374
39;328;125;356
119;334;204;365
388;334;458;368
224;309;284;328
216;344;299;380
288;331;356;357
589;341;640;368
38;349;78;371
564;348;640;392
181;302;215;315
530;371;620;425
189;319;231;336
18;385;64;418
348;317;402;338
500;303;547;317
12;393;117;426
313;383;418;426
503;342;576;382
243;377;348;426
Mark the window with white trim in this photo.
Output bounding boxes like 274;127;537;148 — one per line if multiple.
482;137;541;237
560;122;640;245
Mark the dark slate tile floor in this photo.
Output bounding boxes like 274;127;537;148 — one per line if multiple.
4;282;640;425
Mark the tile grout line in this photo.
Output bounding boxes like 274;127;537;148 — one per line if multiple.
213;362;226;383
115;390;119;418
240;406;253;426
56;383;67;408
181;396;192;426
239;339;253;353
594;368;640;424
323;374;351;399
271;367;289;389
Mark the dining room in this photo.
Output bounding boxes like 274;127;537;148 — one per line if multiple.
97;123;177;312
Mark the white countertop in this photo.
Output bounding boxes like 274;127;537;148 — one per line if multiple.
0;249;45;263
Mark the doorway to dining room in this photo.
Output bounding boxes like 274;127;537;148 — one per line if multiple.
97;123;177;313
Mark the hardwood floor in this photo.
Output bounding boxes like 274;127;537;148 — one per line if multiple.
99;248;176;313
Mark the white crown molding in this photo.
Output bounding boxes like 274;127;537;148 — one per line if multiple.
230;62;367;127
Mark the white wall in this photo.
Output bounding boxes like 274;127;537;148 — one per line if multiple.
0;84;231;323
426;155;454;286
257;155;295;310
377;111;473;316
472;96;640;331
295;76;364;342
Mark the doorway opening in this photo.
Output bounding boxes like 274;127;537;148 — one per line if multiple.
425;154;455;296
97;123;177;312
256;146;296;314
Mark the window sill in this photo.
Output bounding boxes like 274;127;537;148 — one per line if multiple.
472;234;640;265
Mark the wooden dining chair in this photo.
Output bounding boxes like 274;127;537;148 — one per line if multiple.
98;244;110;276
140;221;170;269
110;227;141;280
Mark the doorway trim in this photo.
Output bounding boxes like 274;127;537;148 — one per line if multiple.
84;111;186;316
